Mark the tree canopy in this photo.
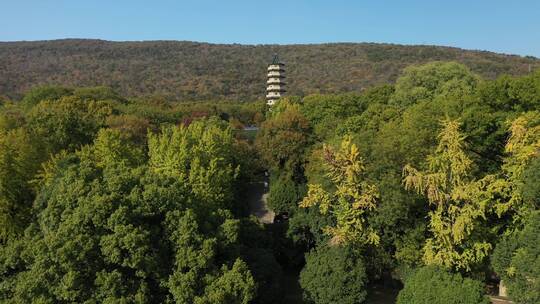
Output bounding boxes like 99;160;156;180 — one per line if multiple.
1;60;540;303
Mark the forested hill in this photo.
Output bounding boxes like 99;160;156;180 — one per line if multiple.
1;39;539;100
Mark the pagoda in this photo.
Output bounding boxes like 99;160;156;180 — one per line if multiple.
266;54;286;106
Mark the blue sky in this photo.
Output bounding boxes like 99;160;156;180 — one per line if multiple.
1;0;539;57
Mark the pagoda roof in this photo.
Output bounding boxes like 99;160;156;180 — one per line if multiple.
271;54;284;65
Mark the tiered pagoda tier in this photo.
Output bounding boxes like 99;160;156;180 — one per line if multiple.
266;54;286;106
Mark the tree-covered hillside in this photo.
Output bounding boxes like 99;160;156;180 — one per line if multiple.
0;39;538;100
1;61;539;303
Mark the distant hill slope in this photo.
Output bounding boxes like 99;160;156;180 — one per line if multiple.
0;39;538;100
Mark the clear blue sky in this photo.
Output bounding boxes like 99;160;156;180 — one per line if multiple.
1;0;539;57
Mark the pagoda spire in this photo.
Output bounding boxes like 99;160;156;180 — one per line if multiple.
266;54;286;106
272;54;280;65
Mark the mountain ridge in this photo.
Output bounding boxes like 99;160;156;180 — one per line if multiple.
1;39;538;100
2;38;538;56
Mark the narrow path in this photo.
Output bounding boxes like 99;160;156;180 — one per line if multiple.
247;182;275;224
490;296;513;304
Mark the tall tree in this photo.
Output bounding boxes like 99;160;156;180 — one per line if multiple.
391;61;479;107
492;211;540;304
0;128;43;241
403;119;490;271
255;102;311;176
148;118;239;211
486;112;540;222
26;96;111;153
300;136;379;246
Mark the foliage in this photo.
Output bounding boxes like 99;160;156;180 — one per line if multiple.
391;61;479;106
255;102;311;175
93;128;145;168
492;211;540;304
477;70;540;112
0;128;43;241
267;174;302;214
300;137;379;246
148;118;240;211
0;121;257;303
403;119;490;271
396;266;490;304
73;86;125;102
26;96;111;153
0;102;26;131
393;223;427;272
300;93;366;140
21;85;73;107
485;112;540;223
193;259;256;304
105;114;152;144
300;245;367;304
235;218;284;304
287;204;334;249
2;60;540;302
520;157;540;209
1;40;538;100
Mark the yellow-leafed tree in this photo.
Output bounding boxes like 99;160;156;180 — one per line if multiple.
300;136;379;246
403;119;490;271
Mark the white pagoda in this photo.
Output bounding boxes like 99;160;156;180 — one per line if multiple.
266;54;286;106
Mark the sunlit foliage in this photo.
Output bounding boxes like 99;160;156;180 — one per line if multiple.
300;137;379;246
403;119;490;271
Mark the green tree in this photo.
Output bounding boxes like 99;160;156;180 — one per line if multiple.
391;62;478;107
21;85;73;107
148;118;239;211
26;96;111;153
0;122;257;303
520;157;540;209
195;259;256;304
0;102;26;131
255;102;311;175
106;114;152;145
491;211;540;304
236;217;284;304
73;86;125;102
166;210;255;304
0;128;43;241
267;175;302;215
506;70;540;112
92;128;145;168
300;93;366;140
396;266;490;304
300;245;368;304
0;146;164;302
287;204;334;248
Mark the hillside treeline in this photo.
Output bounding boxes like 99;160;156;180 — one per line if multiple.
0;39;539;100
0;61;539;303
257;62;540;304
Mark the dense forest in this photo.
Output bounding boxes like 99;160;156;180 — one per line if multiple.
0;61;539;304
1;39;539;101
